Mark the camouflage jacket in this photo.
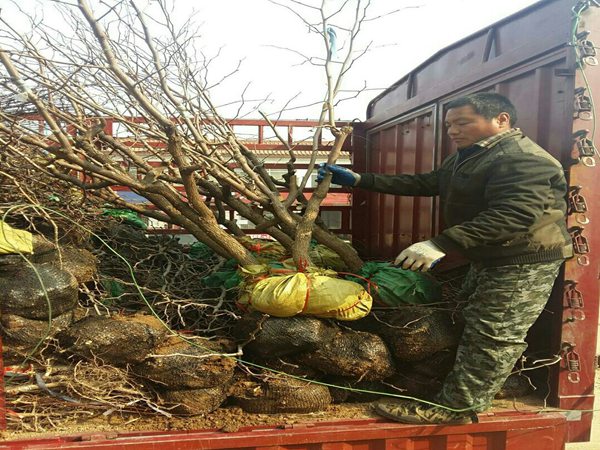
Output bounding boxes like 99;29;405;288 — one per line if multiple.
357;129;573;266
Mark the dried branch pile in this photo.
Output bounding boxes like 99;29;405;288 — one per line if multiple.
0;0;368;271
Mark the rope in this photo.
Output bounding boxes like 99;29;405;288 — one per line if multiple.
0;204;487;413
572;1;599;155
0;216;54;367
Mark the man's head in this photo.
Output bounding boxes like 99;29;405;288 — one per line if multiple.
444;93;517;149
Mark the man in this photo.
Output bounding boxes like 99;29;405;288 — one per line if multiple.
318;93;573;424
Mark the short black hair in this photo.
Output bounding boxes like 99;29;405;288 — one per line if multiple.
447;92;517;126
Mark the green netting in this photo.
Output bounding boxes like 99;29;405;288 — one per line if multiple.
189;241;215;260
202;259;241;289
349;261;442;306
102;209;147;229
101;278;125;298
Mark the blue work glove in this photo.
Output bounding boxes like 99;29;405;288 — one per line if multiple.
316;163;360;187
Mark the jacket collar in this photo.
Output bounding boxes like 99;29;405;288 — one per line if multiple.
451;128;522;172
474;128;521;149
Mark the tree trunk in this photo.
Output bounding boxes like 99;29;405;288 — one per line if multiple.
292;126;356;270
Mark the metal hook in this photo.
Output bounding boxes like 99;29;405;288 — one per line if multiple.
582;156;597;167
577;255;590;266
568;372;581;383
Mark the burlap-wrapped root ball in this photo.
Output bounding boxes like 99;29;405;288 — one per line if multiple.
386;348;457;400
244;354;321;379
385;371;443;401
49;247;97;284
234;313;337;358
296;329;395;381
134;336;236;389
374;307;462;362
160;386;229;415
406;349;457;379
495;373;533;399
59;314;166;366
326;376;392;403
232;377;331;414
1;261;78;320
1;312;73;347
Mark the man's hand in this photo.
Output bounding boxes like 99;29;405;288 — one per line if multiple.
394;240;446;272
316;163;360;187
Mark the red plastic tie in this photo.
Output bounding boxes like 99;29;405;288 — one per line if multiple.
337;271;379;295
300;273;311;313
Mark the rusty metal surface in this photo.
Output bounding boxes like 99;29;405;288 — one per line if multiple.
556;2;600;442
351;0;599;443
0;414;567;450
352;109;437;259
366;0;573;126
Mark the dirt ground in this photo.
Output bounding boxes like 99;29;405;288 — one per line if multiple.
0;402;379;442
0;363;578;445
1;391;556;444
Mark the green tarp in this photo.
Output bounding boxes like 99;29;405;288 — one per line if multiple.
349;261;442;306
102;209;147;229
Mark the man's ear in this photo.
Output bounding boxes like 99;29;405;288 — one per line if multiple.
496;112;511;128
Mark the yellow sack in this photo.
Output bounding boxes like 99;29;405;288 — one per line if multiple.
302;272;372;320
238;265;372;321
0;221;33;254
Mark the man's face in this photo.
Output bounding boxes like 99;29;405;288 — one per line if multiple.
444;105;509;149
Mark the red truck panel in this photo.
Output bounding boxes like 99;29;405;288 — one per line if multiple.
352;0;599;443
0;1;591;449
352;109;438;258
0;415;566;450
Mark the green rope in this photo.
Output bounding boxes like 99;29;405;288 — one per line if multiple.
0;211;53;369
1;203;488;413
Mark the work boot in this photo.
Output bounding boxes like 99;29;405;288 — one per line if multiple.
374;400;475;425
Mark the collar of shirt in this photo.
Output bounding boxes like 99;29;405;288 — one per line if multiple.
474;127;521;149
454;128;521;167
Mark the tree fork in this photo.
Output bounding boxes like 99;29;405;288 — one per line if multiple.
292;125;355;269
165;128;256;265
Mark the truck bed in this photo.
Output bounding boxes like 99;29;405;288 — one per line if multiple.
0;396;567;449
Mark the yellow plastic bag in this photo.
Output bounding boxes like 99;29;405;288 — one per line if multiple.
0;221;33;254
238;265;372;321
302;272;372;320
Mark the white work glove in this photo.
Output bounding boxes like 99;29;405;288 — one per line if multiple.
394;240;446;272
